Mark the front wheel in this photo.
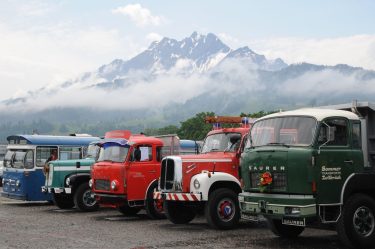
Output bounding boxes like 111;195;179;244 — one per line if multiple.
164;201;196;224
53;193;74;209
118;203;141;216
73;183;99;212
205;188;240;230
268;219;304;238
145;185;165;219
337;193;375;248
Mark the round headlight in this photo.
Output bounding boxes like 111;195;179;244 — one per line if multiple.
111;180;118;190
16;180;21;187
193;179;200;189
89;179;93;188
65;177;71;186
1;178;4;185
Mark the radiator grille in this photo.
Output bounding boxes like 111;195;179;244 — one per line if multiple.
160;158;175;190
95;179;110;191
250;172;287;191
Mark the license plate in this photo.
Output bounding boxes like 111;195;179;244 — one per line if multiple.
241;213;259;221
282;217;306;227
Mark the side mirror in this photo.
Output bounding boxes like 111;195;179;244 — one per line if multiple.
76;161;81;168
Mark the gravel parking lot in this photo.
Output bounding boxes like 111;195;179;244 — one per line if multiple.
0;188;346;249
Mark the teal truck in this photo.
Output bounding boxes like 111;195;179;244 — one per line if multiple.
239;102;375;248
42;141;100;211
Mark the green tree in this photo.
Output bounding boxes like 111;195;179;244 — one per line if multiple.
177;112;215;140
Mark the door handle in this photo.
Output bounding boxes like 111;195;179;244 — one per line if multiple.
148;170;156;173
344;160;353;164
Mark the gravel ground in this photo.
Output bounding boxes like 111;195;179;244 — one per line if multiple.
0;188;346;249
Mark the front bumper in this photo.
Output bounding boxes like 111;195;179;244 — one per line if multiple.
42;186;72;194
154;191;202;201
239;192;317;220
95;193;127;206
1;191;26;200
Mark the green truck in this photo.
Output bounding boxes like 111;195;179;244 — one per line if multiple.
42;141;100;211
239;102;375;248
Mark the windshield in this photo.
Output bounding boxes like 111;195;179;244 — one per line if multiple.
4;149;34;169
249;116;317;147
97;144;129;163
86;144;100;159
201;133;241;153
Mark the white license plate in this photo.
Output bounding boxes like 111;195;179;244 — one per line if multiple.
282;218;306;227
241;213;259;221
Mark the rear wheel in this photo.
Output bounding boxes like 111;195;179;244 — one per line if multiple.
53;193;74;209
118;203;141;216
337;194;375;248
145;184;165;219
74;183;99;212
268;219;304;238
164;201;196;224
205;188;240;230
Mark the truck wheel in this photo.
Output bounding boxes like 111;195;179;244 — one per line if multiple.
118;203;141;216
53;193;74;209
73;183;99;212
337;194;375;249
205;188;240;230
268;219;304;238
164;201;196;224
145;185;165;219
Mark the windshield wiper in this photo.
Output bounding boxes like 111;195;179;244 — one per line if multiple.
210;148;220;152
266;142;290;148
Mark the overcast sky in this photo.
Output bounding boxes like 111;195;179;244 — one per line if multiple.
1;0;375;100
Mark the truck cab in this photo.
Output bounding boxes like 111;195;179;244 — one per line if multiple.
91;134;180;219
239;103;375;248
155;116;253;229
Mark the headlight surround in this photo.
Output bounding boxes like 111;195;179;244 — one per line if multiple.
193;179;200;189
111;180;118;190
15;180;21;187
65;177;71;186
89;179;93;188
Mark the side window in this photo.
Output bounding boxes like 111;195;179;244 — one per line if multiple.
318;119;348;146
156;146;162;162
59;147;82;160
352;122;361;149
25;150;34;169
133;145;153;162
36;146;58;167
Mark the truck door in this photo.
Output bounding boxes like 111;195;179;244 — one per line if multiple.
127;145;155;202
315;118;353;204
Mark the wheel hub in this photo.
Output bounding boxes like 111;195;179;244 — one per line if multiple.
353;205;375;237
83;190;96;207
218;198;235;221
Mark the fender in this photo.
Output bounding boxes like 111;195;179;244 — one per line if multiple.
340;172;375;203
67;173;91;187
190;172;241;201
144;180;158;201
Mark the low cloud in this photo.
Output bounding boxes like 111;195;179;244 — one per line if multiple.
112;4;165;27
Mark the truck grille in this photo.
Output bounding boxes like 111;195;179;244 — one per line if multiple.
95;179;110;191
250;172;287;191
160;158;175;190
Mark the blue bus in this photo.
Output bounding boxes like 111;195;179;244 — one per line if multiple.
1;135;99;201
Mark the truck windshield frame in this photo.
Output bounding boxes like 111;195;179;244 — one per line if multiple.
97;144;129;163
201;132;241;153
248;116;317;148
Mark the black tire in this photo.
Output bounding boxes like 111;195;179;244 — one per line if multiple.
205;188;240;230
118;203;141;216
164;201;196;224
145;184;165;219
73;183;99;212
53;193;74;209
337;194;375;249
268;219;304;238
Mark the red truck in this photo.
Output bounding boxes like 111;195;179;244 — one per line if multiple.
154;116;253;229
90;132;180;219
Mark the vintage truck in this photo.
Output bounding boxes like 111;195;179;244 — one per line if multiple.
154;116;254;229
239;102;375;248
90;133;182;219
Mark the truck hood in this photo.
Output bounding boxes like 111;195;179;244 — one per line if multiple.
50;158;95;167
